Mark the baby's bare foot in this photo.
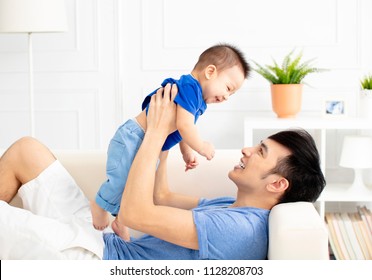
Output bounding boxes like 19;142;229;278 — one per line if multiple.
112;218;130;241
90;200;110;230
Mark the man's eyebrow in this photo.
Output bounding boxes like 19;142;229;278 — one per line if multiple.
260;140;268;154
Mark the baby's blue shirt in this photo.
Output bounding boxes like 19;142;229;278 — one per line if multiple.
142;74;207;151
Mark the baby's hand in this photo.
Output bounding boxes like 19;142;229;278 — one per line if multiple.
199;141;215;160
182;151;199;172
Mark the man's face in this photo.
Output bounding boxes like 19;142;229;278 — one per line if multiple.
228;139;291;190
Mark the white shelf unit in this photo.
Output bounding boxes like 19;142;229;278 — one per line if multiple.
243;116;372;218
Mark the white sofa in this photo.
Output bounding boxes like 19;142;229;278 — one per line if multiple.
9;148;329;260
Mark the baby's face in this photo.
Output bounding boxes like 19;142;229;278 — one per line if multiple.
202;65;245;104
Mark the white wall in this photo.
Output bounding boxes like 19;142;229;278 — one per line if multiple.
1;0;372;153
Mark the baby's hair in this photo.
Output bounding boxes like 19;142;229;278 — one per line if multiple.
193;43;250;78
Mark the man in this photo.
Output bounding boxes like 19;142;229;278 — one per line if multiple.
0;84;325;260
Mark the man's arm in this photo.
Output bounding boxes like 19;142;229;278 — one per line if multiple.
153;150;200;209
118;84;199;250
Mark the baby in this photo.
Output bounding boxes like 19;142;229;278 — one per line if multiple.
91;43;250;240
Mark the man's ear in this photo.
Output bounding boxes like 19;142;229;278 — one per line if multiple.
205;65;217;80
267;177;289;193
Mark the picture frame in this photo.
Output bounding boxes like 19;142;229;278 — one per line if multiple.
323;98;347;117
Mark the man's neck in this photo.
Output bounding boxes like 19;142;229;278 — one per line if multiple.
231;191;277;210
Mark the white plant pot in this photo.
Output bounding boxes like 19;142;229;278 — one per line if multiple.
359;89;372;119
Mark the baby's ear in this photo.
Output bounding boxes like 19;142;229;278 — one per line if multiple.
205;65;217;80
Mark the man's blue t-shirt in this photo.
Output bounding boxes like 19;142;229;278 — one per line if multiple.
103;197;270;260
141;74;207;151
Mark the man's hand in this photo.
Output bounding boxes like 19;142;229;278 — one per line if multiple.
146;83;178;137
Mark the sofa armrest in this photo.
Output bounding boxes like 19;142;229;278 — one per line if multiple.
268;202;329;260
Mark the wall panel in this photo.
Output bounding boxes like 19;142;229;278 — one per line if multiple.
1;0;371;155
0;0;118;149
121;0;368;151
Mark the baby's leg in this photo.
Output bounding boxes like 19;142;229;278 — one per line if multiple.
90;200;110;230
95;120;145;218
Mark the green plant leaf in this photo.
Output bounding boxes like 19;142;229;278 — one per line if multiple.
361;74;372;90
252;50;325;85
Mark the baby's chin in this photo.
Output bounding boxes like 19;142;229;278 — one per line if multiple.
205;99;222;104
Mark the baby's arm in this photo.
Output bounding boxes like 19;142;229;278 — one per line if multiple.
179;141;198;171
176;105;215;160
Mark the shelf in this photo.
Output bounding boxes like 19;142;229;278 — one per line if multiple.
244;116;372;130
318;183;372;202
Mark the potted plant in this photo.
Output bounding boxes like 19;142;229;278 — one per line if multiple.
359;74;372;119
253;50;324;118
